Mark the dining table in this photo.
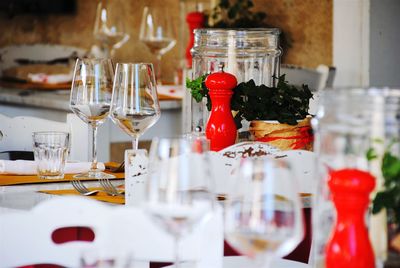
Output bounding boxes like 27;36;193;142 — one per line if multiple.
0;165;312;268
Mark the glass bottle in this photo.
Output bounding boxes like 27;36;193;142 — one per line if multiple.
187;28;281;133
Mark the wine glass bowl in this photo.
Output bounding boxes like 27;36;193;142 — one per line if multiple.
70;58;115;179
139;6;176;83
93;0;130;57
224;157;304;267
110;63;161;150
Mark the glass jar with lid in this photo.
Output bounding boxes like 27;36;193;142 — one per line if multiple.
187;28;282;133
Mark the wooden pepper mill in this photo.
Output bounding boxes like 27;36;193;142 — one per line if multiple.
326;168;376;268
205;64;237;151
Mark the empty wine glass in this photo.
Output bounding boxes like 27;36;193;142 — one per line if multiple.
144;137;213;267
110;63;161;150
225;157;304;268
93;0;130;58
139;6;177;83
70;58;115;179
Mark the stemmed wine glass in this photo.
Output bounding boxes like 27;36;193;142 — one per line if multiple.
70;58;115;179
110;63;161;150
93;0;130;58
224;157;304;267
144;137;213;267
139;6;176;83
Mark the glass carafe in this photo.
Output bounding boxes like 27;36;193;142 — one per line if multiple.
188;28;281;133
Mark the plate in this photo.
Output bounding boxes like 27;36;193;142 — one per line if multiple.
218;141;281;159
210;142;315;208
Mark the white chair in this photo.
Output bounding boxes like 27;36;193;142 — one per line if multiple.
0;196;223;268
0;113;90;161
281;64;336;92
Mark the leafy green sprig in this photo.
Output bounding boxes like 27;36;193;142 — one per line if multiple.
185;74;211;111
368;141;400;226
186;74;313;129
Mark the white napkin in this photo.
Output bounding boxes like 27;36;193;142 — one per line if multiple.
0;160;105;175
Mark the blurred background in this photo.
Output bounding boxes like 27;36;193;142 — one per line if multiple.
0;0;332;83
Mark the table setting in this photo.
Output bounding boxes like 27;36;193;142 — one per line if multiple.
0;13;397;268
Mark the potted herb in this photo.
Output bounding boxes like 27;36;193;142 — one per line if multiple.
186;74;314;150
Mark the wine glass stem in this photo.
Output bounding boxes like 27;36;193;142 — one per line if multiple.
91;125;98;170
255;253;272;268
132;135;139;150
155;53;162;84
174;235;180;268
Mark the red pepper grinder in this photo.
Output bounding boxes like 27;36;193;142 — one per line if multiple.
326;169;376;268
185;11;205;69
205;64;237;151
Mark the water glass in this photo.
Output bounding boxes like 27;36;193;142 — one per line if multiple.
32;132;69;179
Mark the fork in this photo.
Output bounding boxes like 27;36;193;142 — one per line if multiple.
107;161;125;173
99;178;125;196
71;179;100;196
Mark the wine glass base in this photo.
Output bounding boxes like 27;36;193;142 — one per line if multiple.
73;171;115;180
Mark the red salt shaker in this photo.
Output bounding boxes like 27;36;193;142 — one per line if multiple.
185;11;205;69
326;169;376;268
205;65;237;151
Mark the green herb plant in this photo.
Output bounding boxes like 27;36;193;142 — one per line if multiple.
368;141;400;226
186;74;313;129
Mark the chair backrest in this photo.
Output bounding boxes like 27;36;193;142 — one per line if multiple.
0;196;223;268
0;113;90;161
317;65;336;88
281;64;335;92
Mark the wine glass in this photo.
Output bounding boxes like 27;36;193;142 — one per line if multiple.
139;6;177;83
144;137;213;267
93;0;130;58
110;63;161;150
224;157;304;267
70;58;115;179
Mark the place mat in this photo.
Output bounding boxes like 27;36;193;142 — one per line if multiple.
0;172;124;186
39;188;125;204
